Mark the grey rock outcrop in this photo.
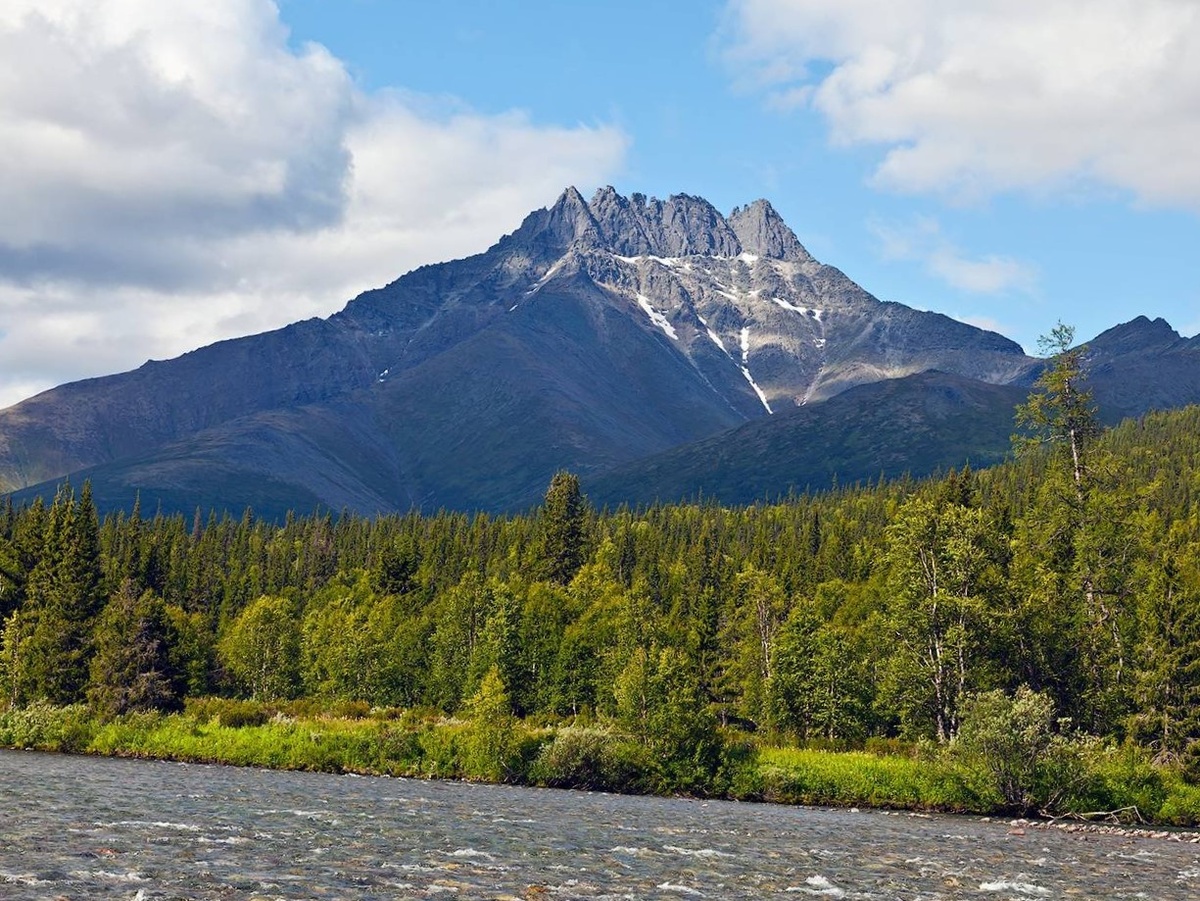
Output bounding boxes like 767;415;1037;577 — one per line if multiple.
729;199;813;262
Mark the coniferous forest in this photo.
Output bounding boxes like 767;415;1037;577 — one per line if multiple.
6;336;1200;822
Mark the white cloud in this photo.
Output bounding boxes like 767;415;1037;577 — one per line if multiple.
0;0;627;408
868;215;1037;294
722;0;1200;206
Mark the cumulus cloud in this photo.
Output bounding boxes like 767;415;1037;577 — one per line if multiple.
869;215;1037;294
722;0;1200;205
0;0;627;408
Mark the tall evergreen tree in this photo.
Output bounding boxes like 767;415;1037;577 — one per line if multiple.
88;582;183;717
7;483;105;704
540;471;588;585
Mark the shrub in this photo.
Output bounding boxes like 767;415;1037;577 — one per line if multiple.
712;735;763;800
529;727;654;793
0;703;95;752
185;697;271;728
416;724;462;778
327;699;371;720
459;667;514;781
373;726;424;774
953;686;1098;815
1182;740;1200;786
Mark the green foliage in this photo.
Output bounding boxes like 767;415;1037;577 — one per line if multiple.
879;494;1002;742
614;645;724;793
759;746;970;810
88;582;183;718
0;702;95;752
218;594;301;700
953;687;1097;815
3;483;104;705
460;665;516;781
540;471;588;585
1015;322;1101;490
767;611;872;742
186;696;272;728
529;726;654;792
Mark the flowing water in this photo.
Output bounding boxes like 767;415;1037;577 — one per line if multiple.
2;749;1199;899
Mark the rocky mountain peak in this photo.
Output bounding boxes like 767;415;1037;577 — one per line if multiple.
504;187;812;262
587;187;741;258
1086;316;1184;357
729;199;813;263
501;185;601;257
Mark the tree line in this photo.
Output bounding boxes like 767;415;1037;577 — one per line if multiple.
3;329;1200;765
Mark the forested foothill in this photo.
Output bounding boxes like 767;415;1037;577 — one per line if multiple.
5;329;1200;823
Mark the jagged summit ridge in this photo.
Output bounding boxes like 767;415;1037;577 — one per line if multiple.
504;186;812;262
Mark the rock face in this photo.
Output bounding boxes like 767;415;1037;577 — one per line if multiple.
0;186;1189;516
729;199;813;262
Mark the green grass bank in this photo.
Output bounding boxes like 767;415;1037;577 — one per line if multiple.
5;699;1200;827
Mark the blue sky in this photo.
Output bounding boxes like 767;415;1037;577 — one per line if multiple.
1;0;1198;406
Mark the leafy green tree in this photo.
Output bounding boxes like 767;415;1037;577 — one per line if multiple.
7;483;104;704
880;495;1000;741
466;581;525;712
300;574;376;702
768;605;873;741
1015;322;1100;501
461;665;516;781
426;572;494;710
361;592;430;707
1011;322;1132;732
0;610;29;709
955;686;1094;815
1129;514;1200;753
718;564;788;726
614;645;721;791
0;537;21;621
516;580;575;714
374;534;422;596
164;603;216;697
218;594;301;700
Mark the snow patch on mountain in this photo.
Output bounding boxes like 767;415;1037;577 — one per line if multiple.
773;298;809;315
707;328;730;356
527;256;566;294
741;365;773;414
636;294;678;341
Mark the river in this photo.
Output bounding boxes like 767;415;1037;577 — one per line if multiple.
2;749;1198;899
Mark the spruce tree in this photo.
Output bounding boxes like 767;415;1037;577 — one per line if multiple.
9;483;104;704
540;471;588;585
88;582;182;717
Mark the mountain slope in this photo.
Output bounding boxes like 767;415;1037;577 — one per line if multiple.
1082;316;1200;423
583;371;1029;509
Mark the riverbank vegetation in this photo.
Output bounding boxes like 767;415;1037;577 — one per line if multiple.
5;327;1200;823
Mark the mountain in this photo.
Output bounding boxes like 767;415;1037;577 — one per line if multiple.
582;371;1030;509
1081;316;1200;424
0;187;1189;517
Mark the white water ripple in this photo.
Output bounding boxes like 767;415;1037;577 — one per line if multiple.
980;880;1051;895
